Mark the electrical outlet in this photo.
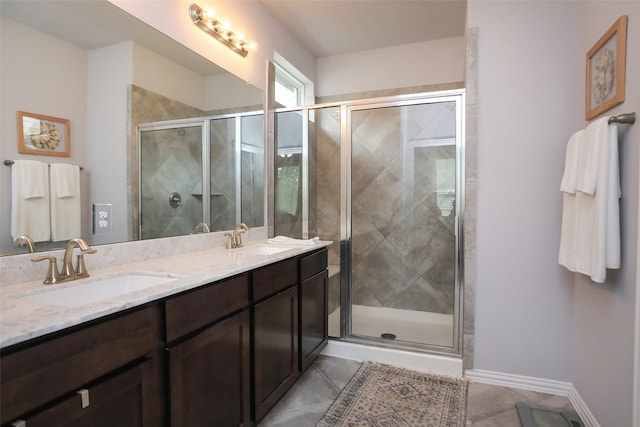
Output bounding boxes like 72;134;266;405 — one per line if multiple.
93;203;113;235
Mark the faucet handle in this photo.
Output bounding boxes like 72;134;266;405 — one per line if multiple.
75;249;97;278
31;256;61;285
236;229;246;247
223;233;233;249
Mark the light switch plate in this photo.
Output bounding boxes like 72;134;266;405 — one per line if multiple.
93;203;112;235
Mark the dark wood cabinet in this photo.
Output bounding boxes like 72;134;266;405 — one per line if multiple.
253;285;299;422
0;306;163;426
164;274;251;427
300;270;328;371
8;359;155;427
299;249;329;371
1;249;329;427
167;310;251;427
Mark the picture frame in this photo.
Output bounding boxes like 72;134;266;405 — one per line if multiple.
17;111;71;157
585;15;627;121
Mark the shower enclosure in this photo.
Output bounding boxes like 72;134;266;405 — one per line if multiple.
274;90;464;354
138;112;264;239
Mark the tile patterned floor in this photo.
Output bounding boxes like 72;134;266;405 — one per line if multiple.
258;355;577;427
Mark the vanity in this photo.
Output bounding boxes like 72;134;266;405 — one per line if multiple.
0;241;329;426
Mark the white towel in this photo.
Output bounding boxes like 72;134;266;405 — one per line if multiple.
559;117;620;283
267;236;320;246
577;118;609;196
11;160;51;242
50;163;81;241
560;130;582;194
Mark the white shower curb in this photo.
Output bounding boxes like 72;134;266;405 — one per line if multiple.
322;339;463;377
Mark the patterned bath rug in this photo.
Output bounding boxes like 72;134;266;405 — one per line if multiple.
317;361;468;427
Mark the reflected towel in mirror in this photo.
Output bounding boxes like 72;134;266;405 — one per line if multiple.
11;160;51;242
50;163;81;241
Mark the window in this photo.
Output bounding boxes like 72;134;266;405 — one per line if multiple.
273;52;314;108
275;65;303;108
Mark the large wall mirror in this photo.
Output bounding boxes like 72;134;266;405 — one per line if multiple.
1;0;265;256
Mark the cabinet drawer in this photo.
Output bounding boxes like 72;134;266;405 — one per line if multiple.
300;249;328;282
165;274;249;342
1;306;156;424
12;360;152;427
252;258;297;302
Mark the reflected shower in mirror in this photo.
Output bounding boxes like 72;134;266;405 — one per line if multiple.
139;112;264;240
1;0;264;256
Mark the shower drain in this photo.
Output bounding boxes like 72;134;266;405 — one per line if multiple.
380;333;396;340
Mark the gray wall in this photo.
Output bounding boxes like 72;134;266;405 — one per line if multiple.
572;3;640;427
469;1;639;426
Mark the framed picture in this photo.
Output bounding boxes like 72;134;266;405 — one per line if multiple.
17;111;71;157
585;15;627;121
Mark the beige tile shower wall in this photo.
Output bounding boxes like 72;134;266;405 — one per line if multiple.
463;27;478;371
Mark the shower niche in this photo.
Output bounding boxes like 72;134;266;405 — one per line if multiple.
138;112;264;240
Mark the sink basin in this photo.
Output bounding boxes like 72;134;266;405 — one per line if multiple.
234;245;294;256
21;274;178;307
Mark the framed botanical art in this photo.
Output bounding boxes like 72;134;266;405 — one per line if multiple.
585;15;628;121
17;111;71;157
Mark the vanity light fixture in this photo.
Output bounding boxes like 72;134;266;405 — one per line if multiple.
188;3;255;57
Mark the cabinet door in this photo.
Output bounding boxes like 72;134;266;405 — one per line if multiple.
300;270;328;371
253;286;299;422
167;310;251;427
8;360;154;427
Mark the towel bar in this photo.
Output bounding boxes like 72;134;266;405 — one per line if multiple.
4;160;84;170
608;112;636;125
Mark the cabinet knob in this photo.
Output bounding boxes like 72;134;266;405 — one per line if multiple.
77;389;90;408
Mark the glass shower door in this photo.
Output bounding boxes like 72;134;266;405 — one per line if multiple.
348;98;461;349
139;123;203;240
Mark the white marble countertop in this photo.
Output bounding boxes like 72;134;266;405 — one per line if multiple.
0;241;330;349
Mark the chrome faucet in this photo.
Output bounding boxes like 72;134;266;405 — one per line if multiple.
61;238;96;280
225;223;250;249
13;235;35;253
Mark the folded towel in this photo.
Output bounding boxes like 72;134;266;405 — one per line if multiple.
51;163;79;199
11;160;51;242
50;163;81;241
559;130;582;194
267;236;320;246
577;117;609;196
16;159;49;200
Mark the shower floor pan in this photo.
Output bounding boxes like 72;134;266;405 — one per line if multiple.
329;304;454;347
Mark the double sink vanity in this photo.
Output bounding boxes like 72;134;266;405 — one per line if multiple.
0;236;330;426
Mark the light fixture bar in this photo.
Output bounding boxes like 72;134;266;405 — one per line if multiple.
189;3;250;57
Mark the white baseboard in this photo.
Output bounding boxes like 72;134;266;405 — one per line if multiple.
567;384;600;427
465;369;600;427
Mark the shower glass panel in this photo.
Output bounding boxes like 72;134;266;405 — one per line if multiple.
274;110;303;237
309;106;343;338
349;100;459;349
139;124;203;239
241;114;265;227
210;118;237;231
